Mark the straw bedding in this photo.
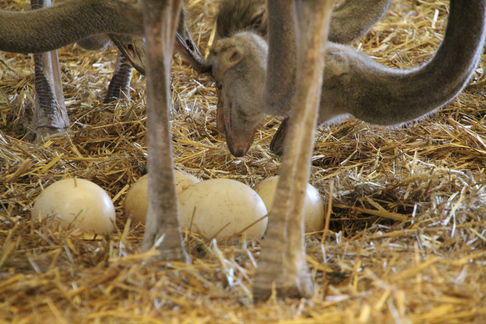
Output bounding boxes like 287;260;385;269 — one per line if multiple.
0;0;485;322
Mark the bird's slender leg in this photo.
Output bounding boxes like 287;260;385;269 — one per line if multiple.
30;0;69;138
253;0;334;301
103;51;133;103
141;0;189;263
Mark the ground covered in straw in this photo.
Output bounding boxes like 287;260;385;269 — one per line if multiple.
1;0;486;323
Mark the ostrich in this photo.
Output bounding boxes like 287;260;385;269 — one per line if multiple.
1;0;207;137
212;0;392;144
207;0;485;298
1;0;484;301
138;0;486;300
209;1;486;158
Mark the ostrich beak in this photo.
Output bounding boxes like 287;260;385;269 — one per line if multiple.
175;17;210;73
219;87;262;158
110;34;146;75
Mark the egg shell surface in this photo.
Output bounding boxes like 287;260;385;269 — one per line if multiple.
32;178;116;234
178;178;268;240
255;176;325;232
123;171;201;224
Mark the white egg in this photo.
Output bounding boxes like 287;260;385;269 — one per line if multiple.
178;178;268;240
255;176;325;232
123;170;201;224
123;174;149;225
32;178;116;234
174;170;202;196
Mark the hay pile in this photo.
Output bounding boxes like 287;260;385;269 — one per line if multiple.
1;0;486;322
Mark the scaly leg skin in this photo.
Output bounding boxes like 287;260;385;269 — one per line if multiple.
253;0;334;302
30;0;70;138
104;51;133;103
141;0;189;263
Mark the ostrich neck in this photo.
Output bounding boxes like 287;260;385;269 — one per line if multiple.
0;0;143;54
329;0;391;43
323;0;486;125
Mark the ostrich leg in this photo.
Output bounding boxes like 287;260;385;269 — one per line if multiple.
103;51;133;103
141;0;188;263
104;7;209;104
77;35;135;104
253;0;334;301
30;0;69;138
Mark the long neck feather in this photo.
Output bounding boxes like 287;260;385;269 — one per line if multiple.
0;0;143;53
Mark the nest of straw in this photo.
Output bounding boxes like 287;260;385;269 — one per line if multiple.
1;0;485;322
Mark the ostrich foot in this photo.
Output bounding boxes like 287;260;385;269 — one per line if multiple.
253;260;314;302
